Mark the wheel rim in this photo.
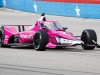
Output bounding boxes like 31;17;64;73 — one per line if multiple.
34;33;41;48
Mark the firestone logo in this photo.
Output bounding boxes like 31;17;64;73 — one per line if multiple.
20;33;33;39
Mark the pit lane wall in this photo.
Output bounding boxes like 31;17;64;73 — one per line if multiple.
3;0;100;19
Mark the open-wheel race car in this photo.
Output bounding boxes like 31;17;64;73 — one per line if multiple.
0;13;100;51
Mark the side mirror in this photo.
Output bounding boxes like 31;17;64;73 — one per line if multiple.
63;27;68;31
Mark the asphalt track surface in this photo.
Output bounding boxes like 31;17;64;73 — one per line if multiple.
0;8;100;75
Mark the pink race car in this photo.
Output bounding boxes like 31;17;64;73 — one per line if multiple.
0;13;100;51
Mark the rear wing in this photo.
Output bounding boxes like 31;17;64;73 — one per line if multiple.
2;25;32;32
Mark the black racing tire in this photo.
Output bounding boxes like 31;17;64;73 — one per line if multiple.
0;27;5;47
33;30;48;51
0;26;11;47
81;29;97;50
0;29;2;38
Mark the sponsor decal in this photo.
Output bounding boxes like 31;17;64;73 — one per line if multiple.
20;33;33;39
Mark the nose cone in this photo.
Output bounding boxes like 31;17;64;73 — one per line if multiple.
51;31;78;40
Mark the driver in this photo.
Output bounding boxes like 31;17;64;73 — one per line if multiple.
38;13;46;21
27;13;46;30
40;23;48;28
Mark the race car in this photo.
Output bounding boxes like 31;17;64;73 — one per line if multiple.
0;13;100;51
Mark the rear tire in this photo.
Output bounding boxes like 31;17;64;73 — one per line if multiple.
0;26;11;47
81;29;97;50
33;30;48;51
0;27;5;47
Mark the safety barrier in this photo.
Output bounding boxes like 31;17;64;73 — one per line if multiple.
0;0;2;7
5;0;35;12
3;0;100;18
25;0;34;12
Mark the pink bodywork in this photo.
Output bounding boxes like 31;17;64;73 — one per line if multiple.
3;21;80;48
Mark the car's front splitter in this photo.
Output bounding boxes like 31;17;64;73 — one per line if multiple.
46;40;83;48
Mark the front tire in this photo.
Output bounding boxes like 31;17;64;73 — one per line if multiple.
81;29;97;50
33;30;48;51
